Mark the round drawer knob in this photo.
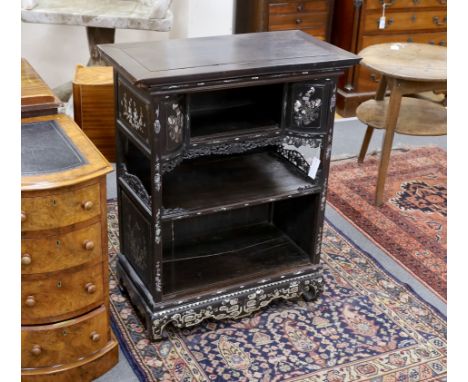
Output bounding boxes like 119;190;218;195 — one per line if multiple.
31;344;42;356
82;201;94;211
21;211;27;222
90;331;101;342
25;295;36;307
22;253;32;265
296;18;302;25
83;240;95;251
297;3;304;12
85;283;96;294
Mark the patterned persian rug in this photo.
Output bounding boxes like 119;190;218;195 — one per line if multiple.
327;147;447;301
107;201;447;382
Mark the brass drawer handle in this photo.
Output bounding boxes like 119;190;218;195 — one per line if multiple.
296;18;302;25
21;211;27;223
31;345;42;356
432;16;447;26
25;295;36;307
90;331;101;342
83;240;95;251
82;200;94;211
22;253;32;265
377;17;394;27
370;73;380;83
85;283;97;294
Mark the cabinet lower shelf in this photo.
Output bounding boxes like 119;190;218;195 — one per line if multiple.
163;222;313;297
117;254;322;340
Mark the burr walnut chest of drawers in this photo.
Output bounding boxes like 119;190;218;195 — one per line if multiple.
331;0;447;116
21;114;117;381
99;30;359;339
235;0;335;41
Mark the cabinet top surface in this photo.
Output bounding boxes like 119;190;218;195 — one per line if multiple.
98;30;360;87
21;114;112;191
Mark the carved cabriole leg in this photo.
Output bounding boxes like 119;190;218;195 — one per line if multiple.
150;274;322;339
375;78;403;206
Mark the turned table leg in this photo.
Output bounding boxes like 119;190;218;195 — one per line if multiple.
375;79;402;206
358;76;388;163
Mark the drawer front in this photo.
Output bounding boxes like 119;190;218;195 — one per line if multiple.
21;222;102;275
302;28;326;40
268;12;329;31
366;0;447;10
21;183;101;232
22;305;109;369
268;0;328;15
356;66;383;92
360;31;447;48
21;262;104;325
363;10;447;33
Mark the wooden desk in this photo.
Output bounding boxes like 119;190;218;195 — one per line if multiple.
356;43;447;206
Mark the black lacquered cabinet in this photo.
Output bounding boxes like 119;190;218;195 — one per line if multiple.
99;30;359;339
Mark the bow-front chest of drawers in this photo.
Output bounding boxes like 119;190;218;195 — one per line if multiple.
21;114;117;381
99;30;359;340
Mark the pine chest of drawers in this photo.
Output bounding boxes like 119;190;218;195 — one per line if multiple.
332;0;447;116
99;30;359;339
21;114;117;381
235;0;335;41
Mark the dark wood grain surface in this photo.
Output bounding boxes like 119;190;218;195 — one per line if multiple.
99;31;358;86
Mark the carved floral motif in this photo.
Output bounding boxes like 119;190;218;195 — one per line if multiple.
120;92;146;137
293;86;322;128
151;274;322;339
167;102;184;144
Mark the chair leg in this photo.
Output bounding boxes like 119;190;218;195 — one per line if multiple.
358;125;374;163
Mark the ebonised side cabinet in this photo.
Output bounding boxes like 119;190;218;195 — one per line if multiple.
99;31;359;340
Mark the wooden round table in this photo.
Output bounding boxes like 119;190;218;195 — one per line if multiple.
356;43;447;206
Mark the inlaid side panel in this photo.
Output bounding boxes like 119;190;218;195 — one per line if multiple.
286;80;333;133
116;77;152;148
154;95;188;173
120;190;153;293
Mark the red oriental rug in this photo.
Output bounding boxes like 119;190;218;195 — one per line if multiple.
327;147;447;301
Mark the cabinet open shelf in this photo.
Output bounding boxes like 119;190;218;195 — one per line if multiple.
162;222;312;297
189;83;283;139
162;151;319;219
